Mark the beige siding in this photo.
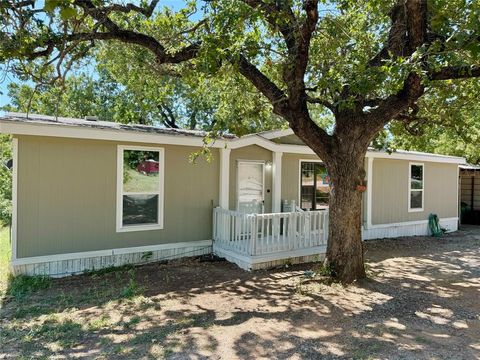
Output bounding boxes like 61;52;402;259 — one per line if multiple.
16;135;219;258
281;153;321;205
362;158;368;225
229;145;272;212
371;158;458;225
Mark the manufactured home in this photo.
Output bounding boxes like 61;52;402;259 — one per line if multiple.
0;113;465;276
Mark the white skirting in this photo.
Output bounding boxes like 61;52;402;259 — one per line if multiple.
12;240;212;277
10;217;460;277
362;217;458;240
213;243;326;271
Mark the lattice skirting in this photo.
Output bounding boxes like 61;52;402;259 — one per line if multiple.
12;242;212;278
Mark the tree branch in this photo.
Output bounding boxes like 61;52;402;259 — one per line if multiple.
74;0;159;17
429;66;480;80
240;0;297;53
306;95;335;113
368;0;428;67
236;54;287;114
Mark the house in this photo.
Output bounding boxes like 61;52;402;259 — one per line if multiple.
0;112;465;277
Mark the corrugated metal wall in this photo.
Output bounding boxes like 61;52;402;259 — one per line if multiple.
460;170;480;210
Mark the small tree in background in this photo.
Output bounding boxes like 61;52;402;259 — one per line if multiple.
0;136;12;226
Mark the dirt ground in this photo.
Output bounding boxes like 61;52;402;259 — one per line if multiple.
1;226;480;359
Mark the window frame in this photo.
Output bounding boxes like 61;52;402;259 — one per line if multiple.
408;162;425;212
116;145;165;232
298;159;330;211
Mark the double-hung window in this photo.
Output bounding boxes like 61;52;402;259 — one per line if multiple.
117;145;164;232
408;163;424;212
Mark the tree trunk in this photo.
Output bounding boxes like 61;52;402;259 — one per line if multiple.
324;147;367;283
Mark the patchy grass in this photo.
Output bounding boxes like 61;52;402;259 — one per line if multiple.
6;274;51;300
0;226;11;295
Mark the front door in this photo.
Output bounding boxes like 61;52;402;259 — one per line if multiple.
237;161;265;213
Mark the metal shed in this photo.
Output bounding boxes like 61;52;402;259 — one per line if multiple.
459;164;480;224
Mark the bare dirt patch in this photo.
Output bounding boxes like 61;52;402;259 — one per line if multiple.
1;226;480;359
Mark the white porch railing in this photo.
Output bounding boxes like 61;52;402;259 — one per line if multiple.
213;207;328;257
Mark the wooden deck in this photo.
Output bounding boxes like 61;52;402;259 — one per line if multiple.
213;208;328;270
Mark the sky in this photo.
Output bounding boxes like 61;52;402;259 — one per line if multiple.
0;0;193;112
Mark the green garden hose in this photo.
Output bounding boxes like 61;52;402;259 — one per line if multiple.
428;213;444;237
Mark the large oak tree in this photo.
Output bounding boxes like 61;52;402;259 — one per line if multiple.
1;0;479;282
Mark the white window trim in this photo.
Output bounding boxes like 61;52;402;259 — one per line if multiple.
116;145;165;232
408;162;424;212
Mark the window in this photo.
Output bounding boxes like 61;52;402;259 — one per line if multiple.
409;163;424;212
300;161;330;211
117;146;164;232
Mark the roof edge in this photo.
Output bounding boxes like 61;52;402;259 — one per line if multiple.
0;113;466;164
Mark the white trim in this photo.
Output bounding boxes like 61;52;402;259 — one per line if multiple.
408;162;425;212
258;128;294;140
11;137;18;262
0;121;216;148
366;150;465;164
456;165;460;222
250;245;326;264
213;244;327;270
1;119;466;164
219;148;231;209
366;157;374;229
297;159;326;210
236;160;266;211
272;152;283;213
367;217;458;229
116;145;165;232
12;240;213;266
362;217;459;240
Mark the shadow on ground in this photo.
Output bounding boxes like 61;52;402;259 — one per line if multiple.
1;226;479;359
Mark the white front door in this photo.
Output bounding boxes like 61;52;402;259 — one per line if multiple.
237;161;265;213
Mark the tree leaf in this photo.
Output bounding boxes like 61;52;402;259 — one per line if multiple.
44;0;60;12
60;7;77;20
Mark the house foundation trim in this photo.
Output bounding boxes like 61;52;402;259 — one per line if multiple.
12;240;213;277
12;239;213;266
362;217;458;240
213;243;327;271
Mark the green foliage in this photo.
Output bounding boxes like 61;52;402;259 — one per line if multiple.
318;261;335;278
0;227;11;295
2;0;478;142
7;274;52;300
384;79;480;163
0;136;12;226
121;270;143;298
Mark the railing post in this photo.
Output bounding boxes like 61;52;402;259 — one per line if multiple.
324;210;329;244
250;215;257;256
288;212;295;250
213;208;217;241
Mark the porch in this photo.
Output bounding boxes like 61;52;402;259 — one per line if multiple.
213;207;329;270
